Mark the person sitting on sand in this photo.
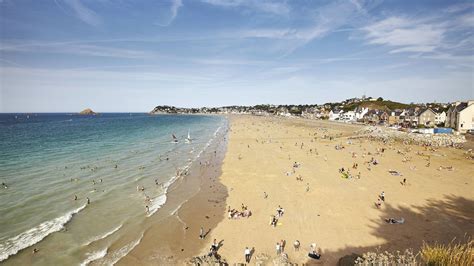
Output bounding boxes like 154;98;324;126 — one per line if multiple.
375;198;382;209
276;205;284;217
385;217;405;224
379;191;385;201
294;240;300;251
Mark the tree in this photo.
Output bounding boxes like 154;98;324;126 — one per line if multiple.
377;97;384;101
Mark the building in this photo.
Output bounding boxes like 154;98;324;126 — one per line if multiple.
388;110;405;125
354;107;369;121
340;110;356;121
445;101;474;133
329;109;343;121
435;111;446;125
363;110;388;124
417;108;436;127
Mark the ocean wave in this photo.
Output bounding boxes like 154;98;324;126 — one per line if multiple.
83;224;122;246
0;204;87;262
146;194;167;217
79;247;108;266
105;234;143;265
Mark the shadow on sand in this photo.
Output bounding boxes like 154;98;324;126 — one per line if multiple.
304;195;474;265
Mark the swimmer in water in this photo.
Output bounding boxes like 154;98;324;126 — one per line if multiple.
87;197;90;204
2;182;7;189
74;195;78;201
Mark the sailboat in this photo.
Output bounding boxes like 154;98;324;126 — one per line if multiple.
185;130;192;143
172;134;178;143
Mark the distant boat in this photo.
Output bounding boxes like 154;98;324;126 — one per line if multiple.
172;134;179;143
185;130;192;143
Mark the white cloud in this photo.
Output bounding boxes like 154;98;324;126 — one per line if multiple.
63;0;102;26
0;41;153;59
200;0;290;15
363;17;445;54
156;0;183;26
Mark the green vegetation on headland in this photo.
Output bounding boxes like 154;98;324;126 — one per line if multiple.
149;96;449;115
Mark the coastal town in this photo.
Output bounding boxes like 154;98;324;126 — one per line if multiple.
150;96;474;134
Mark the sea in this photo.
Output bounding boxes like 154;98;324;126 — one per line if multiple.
0;113;227;265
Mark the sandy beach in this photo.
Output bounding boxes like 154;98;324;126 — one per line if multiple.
192;115;474;264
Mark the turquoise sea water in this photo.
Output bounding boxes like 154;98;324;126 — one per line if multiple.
0;113;226;265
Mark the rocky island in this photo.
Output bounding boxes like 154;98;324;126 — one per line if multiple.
79;108;96;115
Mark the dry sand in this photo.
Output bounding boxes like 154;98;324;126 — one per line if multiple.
197;115;474;265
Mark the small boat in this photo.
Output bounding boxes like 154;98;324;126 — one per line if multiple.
185;130;192;143
172;134;178;143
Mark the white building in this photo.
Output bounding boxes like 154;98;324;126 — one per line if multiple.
435;111;446;125
329;110;343;121
340;110;356;121
355;107;369;120
445;100;474;133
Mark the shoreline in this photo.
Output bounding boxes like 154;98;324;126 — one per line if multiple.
117;117;230;264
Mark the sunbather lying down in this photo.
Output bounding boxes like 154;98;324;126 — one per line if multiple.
308;252;321;260
385;217;405;224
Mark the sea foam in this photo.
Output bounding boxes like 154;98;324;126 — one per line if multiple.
83;224;122;246
0;204;86;262
80;247;108;266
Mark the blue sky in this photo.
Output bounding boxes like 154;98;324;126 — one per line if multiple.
0;0;473;112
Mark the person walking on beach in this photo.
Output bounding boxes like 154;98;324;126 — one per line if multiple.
86;197;90;205
244;247;251;263
199;227;204;239
380;191;385;201
280;240;286;252
276;242;281;255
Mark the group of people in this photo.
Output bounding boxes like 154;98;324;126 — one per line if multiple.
227;204;252;219
270;205;285;227
374;191;385;208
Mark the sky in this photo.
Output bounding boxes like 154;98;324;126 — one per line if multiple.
0;0;473;112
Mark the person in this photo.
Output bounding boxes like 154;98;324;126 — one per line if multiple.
280;240;286;252
74;195;77;201
294;240;300;251
1;182;8;189
380;191;385;201
402;178;406;185
264;192;268;199
211;239;218;250
145;205;149;213
271;215;277;227
199;227;204;239
276;206;284;217
276;242;281;255
375;199;382;209
86;197;90;205
244;247;251;263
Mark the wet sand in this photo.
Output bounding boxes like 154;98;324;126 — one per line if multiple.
118;125;229;265
196;115;474;265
